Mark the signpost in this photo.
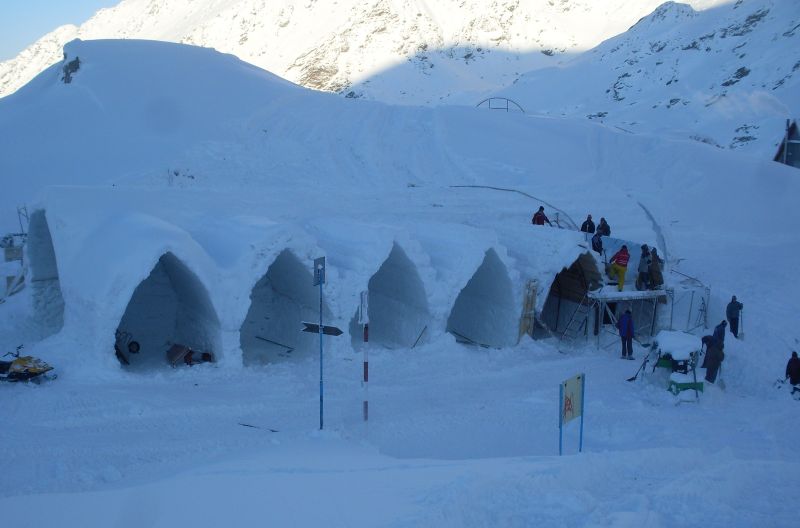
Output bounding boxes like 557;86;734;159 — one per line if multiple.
313;257;326;430
301;322;342;336
559;373;586;455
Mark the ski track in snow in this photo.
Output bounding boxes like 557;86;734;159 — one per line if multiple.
637;200;669;262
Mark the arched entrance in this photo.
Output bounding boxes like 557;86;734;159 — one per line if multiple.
446;249;516;348
540;253;602;338
115;252;220;369
240;249;331;365
349;243;430;349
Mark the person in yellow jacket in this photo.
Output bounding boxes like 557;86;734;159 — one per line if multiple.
609;245;630;292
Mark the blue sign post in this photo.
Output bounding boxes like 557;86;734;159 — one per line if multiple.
313;257;326;430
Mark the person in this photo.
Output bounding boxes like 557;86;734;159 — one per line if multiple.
786;351;800;386
726;295;743;338
531;206;552;226
597;217;611;237
702;335;724;383
617;309;634;360
713;320;727;349
591;231;603;255
580;214;595;233
649;247;664;290
609;245;630;292
636;245;651;290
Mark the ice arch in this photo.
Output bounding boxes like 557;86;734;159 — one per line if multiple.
115;252;220;370
350;243;430;349
240;249;331;365
540;252;602;337
27;210;65;336
446;249;517;348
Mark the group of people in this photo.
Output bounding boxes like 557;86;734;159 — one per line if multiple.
699;299;742;383
580;214;611;257
531;207;612;241
532;207;795;392
614;295;743;385
605;243;663;293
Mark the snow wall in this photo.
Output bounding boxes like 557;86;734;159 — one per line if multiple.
22;191;663;373
116;252;221;370
349;243;430;349
446;248;517;348
240;249;332;365
26;210;65;337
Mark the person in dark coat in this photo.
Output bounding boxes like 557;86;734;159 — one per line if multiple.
703;335;724;383
591;231;603;255
580;214;595;233
617;309;634;360
649;248;664;290
786;351;800;385
597;217;611;237
531;206;552;226
713;320;727;349
726;296;743;338
636;245;651;290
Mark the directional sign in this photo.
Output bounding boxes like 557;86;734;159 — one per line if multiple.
301;322;343;336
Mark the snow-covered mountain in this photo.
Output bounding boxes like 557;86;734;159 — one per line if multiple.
497;0;800;157
1;0;729;106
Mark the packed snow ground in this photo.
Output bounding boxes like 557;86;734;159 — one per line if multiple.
1;39;799;526
2;315;799;527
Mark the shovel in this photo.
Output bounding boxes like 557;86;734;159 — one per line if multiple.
717;363;726;391
738;309;744;341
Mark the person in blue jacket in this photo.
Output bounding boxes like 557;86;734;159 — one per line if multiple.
617;309;634;360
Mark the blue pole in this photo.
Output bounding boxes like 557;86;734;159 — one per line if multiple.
319;279;324;430
579;374;585;453
558;383;563;456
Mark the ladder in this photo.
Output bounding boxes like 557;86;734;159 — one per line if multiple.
560;293;598;340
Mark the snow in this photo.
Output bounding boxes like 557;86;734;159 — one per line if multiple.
0;36;799;527
656;330;703;360
497;0;800;157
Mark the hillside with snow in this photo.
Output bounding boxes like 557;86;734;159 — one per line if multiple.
0;0;736;106
3;0;796;158
0;31;799;528
497;0;800;157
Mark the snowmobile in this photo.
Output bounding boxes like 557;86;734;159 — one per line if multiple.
0;345;56;383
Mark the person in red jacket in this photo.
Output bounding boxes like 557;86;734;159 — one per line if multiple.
531;206;552;226
609;245;630;292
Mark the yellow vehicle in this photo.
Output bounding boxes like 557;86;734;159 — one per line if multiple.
0;345;55;383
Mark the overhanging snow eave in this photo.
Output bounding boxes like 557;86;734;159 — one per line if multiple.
588;286;667;302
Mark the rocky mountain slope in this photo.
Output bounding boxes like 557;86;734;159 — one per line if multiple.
1;0;727;106
496;0;800;157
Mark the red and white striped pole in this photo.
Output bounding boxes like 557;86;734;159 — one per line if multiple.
359;290;370;422
363;323;369;421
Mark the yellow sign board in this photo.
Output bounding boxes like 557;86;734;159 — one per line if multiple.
561;374;584;425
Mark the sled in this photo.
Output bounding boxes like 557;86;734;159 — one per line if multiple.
166;344;215;367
